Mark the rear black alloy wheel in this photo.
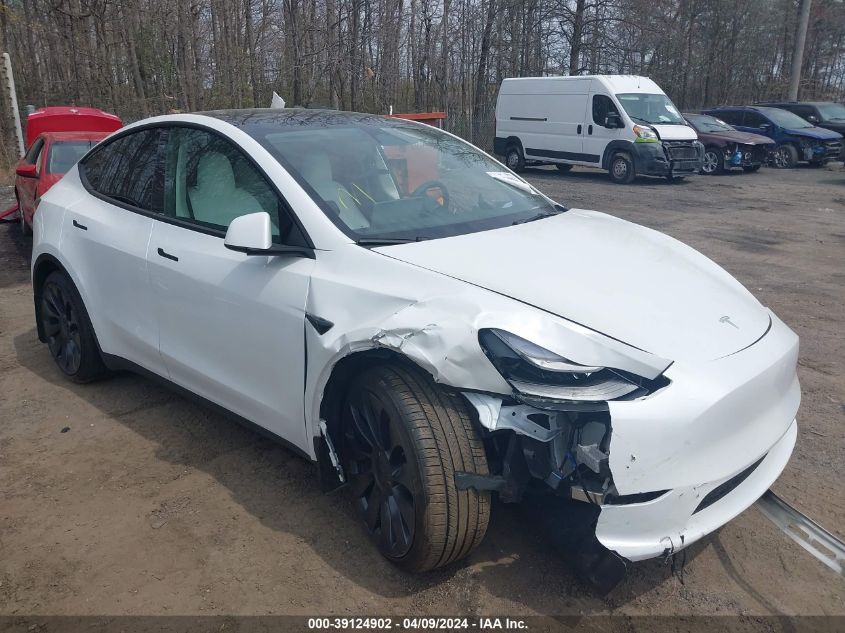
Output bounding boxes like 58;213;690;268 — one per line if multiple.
701;148;723;174
344;383;417;559
39;271;107;382
41;279;84;375
342;365;490;571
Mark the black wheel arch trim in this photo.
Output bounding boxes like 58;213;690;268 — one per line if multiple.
601;140;637;171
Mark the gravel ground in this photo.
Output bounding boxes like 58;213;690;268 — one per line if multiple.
1;163;843;623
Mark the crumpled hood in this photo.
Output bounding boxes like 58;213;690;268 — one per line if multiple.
701;130;774;146
784;126;843;141
651;124;698;141
376;210;771;363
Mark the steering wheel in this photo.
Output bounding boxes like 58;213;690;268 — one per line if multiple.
411;180;450;210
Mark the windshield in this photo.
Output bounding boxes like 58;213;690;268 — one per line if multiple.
616;93;685;125
686;114;734;133
48;140;97;174
762;108;814;129
250;119;561;242
817;103;845;121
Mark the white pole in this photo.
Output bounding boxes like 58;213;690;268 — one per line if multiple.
2;53;25;156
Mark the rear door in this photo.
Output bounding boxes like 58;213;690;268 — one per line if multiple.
62;127;167;375
146;125;314;450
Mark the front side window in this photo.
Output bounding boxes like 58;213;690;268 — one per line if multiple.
162;127;304;245
592;95;621;127
615;93;685;125
81;129;165;213
48;140;97;175
249;119;560;242
817;103;845;121
24;138;45;175
742;111;766;128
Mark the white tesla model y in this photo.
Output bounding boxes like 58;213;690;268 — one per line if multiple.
31;110;800;572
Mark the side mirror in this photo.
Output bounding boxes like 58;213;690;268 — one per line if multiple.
224;211;315;259
16;164;37;178
604;113;623;129
759;123;772;132
806;115;819;124
224;212;273;254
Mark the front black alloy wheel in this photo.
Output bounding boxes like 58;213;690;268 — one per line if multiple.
344;384;417;559
39;271;107;382
341;365;490;571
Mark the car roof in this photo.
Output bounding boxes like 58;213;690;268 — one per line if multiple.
38;130;113;142
199;108;397;129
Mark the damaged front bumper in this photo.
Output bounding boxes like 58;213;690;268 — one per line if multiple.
463;311;800;563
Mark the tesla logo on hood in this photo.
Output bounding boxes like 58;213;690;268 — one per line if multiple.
720;315;739;329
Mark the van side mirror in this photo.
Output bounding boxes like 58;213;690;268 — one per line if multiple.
224;212;274;254
759;123;772;132
604;113;623;129
806;114;819;124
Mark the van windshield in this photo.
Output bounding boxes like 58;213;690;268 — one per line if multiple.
817;103;845;121
248;117;562;243
616;93;685;125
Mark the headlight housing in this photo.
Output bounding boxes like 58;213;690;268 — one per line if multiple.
633;125;659;143
478;328;643;403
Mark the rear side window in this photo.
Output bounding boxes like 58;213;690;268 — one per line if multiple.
712;111;739;125
81;129;165;213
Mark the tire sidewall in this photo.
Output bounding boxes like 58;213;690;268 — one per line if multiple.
702;148;723;174
505;144;525;172
344;370;432;566
609;153;634;184
41;271;104;382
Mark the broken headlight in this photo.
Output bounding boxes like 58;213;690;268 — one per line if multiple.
478;328;640;402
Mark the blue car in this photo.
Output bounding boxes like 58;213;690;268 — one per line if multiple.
702;105;842;168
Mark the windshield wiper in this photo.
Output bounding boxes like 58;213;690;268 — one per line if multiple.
356;237;427;246
512;206;566;225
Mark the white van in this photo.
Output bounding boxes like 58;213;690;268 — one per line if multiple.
494;75;704;183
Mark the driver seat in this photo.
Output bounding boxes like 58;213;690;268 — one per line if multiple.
298;152;369;230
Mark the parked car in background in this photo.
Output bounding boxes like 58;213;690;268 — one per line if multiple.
31;109;799;573
684;113;774;174
755;101;845;137
16;132;112;235
702;105;842;168
495;75;703;183
16;106;122;235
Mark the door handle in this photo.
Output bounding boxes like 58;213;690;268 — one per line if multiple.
577;124;582;134
72;219;87;231
588;125;593;135
157;247;179;262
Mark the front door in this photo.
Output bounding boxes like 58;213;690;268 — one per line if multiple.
583;94;625;166
147;125;315;450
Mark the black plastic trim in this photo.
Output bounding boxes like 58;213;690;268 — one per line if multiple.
77;119;315;250
526;147;601;163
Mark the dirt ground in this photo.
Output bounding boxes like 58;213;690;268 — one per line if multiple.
1;163;844;622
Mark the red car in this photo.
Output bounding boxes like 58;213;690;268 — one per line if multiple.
15;107;122;234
